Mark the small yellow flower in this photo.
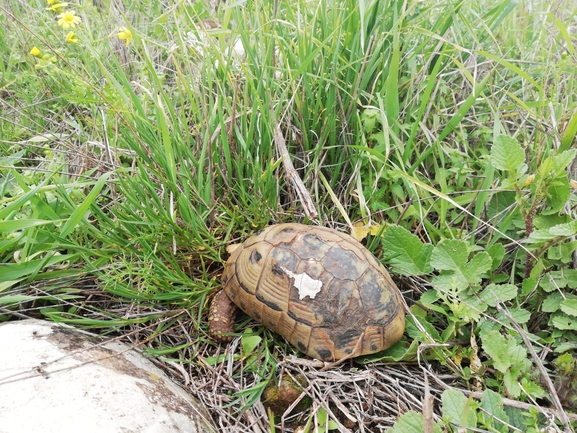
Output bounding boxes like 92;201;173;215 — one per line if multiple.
47;0;57;4
30;46;42;57
57;10;82;29
47;2;68;12
66;31;78;43
117;27;133;46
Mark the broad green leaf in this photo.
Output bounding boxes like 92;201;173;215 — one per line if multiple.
490;135;525;174
503;359;531;399
451;294;486;322
544;177;571;215
542;292;563;313
431;273;468;294
241;328;262;359
360;108;379;133
567;270;577;288
431;240;492;284
381;225;434;275
548;220;577;237
486;243;505;271
404;314;441;342
537;156;554;180
441;389;477;428
389;411;443;433
526;228;557;243
480;389;509;433
552;149;577;174
560;299;577;317
503;369;522;398
540;271;567;292
504;406;526;431
502;307;531;324
479;283;518;307
521;376;546;399
60;173;111;238
551;312;577;330
548;240;577;263
481;330;526;373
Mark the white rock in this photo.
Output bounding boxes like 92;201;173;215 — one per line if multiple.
0;319;215;433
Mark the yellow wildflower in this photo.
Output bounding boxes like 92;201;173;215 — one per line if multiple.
47;2;68;12
30;46;41;57
57;10;82;29
117;27;133;46
66;31;78;43
47;0;57;4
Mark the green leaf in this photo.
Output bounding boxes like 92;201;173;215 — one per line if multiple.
479;283;518;307
551;312;577;330
404;314;441;342
480;389;509;433
360;108;379;133
389;411;443;433
503;369;522;398
487;243;506;271
441;389;477;428
560;299;577;317
381;225;434;275
490;135;526;174
0;254;78;282
431;240;492;284
0;280;24;292
560;109;577;152
520;376;546;399
548;240;577;263
451;294;486;322
567;270;577;288
540;271;567;292
481;330;526;373
241;328;262;359
542;292;563;313
526;228;557;243
431;273;468;294
0;294;38;304
0;219;62;233
504;307;531;324
552;149;577;174
548;220;577;237
544;177;571;215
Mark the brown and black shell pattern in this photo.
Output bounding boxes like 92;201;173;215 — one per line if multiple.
221;223;405;361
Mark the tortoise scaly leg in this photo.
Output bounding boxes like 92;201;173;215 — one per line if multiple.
208;290;238;343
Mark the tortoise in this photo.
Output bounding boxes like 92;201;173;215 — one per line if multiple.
208;223;405;361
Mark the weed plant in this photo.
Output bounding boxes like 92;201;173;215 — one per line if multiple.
1;0;577;431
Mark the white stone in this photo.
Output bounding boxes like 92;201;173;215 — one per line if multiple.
0;319;215;433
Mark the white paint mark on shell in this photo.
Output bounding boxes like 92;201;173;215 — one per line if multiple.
280;266;323;300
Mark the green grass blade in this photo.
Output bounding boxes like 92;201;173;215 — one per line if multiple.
0;219;63;233
409;72;491;173
560;109;577;153
59;173;112;238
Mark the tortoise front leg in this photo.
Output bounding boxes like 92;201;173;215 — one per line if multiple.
208;290;238;343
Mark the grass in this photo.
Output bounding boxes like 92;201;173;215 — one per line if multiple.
1;0;577;431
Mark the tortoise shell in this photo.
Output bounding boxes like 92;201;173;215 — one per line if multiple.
221;223;405;361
